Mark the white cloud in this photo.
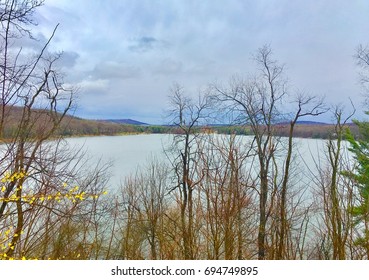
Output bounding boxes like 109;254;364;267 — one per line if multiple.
78;79;109;93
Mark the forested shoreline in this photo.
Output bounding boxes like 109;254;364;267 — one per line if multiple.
0;104;359;140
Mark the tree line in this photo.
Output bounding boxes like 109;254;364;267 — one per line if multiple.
1;0;369;260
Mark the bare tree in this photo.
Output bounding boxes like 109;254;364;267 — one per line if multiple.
0;0;109;260
212;46;328;259
166;83;212;259
356;44;369;95
136;159;169;259
198;133;256;259
212;46;287;259
275;93;326;259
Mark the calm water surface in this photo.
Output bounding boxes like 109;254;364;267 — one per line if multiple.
65;134;338;190
66;134;170;186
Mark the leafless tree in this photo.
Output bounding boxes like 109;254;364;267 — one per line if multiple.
212;46;287;259
198;133;257;259
212;45;327;259
356;44;369;95
166;83;212;259
0;0;109;260
275;93;326;259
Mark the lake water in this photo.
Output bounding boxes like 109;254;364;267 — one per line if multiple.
65;134;340;190
66;134;171;186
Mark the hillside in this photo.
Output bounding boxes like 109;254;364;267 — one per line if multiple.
0;105;143;139
58;116;142;136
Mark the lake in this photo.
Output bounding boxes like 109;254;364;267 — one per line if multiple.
66;134;171;187
65;134;341;191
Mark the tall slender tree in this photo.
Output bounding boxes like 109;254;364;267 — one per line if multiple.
166;83;212;259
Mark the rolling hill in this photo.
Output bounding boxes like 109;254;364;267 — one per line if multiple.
101;119;149;125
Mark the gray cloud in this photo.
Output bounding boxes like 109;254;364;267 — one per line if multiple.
56;51;80;68
129;36;167;53
11;32;48;51
153;58;183;75
129;36;156;52
91;61;141;80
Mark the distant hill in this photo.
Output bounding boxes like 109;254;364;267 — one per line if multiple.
296;120;329;125
101;119;149;125
276;120;329;126
204;121;331;127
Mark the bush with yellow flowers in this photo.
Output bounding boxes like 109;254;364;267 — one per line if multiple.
0;170;108;260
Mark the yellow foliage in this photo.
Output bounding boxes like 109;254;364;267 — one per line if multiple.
0;170;108;260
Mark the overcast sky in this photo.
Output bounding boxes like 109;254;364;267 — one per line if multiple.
34;0;369;124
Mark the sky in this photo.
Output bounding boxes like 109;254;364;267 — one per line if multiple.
30;0;369;124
